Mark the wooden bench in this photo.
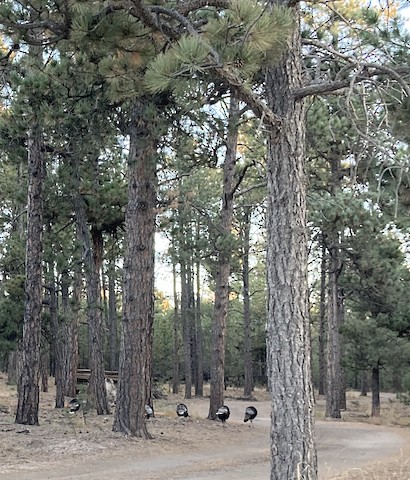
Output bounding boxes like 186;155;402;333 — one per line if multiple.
76;368;119;384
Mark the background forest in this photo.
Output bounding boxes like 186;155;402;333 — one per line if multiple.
1;0;410;478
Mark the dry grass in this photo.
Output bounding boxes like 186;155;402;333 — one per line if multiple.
331;452;410;479
314;390;410;428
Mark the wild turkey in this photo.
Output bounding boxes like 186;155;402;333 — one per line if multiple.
176;403;189;418
244;406;257;427
145;404;154;419
69;398;80;414
216;405;230;426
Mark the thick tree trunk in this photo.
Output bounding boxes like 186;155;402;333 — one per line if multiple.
113;101;157;438
208;96;239;420
242;206;254;398
15;126;44;426
265;5;317;477
371;366;381;417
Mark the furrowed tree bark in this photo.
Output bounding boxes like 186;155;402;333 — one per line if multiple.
113;101;157;438
265;3;317;477
15;126;44;426
208;95;239;420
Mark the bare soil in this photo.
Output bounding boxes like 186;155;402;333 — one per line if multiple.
1;375;409;479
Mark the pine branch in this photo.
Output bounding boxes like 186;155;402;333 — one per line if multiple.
217;66;282;129
293;79;358;98
300;38;410;98
232;162;253;195
0;16;67;45
149;5;206;39
176;0;230;16
125;0;177;39
145;4;282;130
0;18;65;34
234;181;266;197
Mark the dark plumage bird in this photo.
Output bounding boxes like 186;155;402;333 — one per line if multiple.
244;406;257;427
69;398;80;414
145;404;154;419
176;403;189;418
216;405;230;425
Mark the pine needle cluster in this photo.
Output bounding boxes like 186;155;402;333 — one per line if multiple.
144;0;293;95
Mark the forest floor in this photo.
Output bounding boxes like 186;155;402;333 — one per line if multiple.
1;374;410;480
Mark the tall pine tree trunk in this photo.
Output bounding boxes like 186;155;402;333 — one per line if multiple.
194;247;204;397
325;155;345;418
172;259;180;395
318;236;327;396
48;261;65;409
265;5;317;477
181;257;193;399
61;268;79;398
360;370;368;396
15;126;44;426
113;101;157;438
71;160;109;415
107;256;118;371
371;366;381;417
208;96;239;419
325;241;342;418
242;206;254;398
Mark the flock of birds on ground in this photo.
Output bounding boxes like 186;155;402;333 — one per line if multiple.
69;379;257;425
69;397;258;426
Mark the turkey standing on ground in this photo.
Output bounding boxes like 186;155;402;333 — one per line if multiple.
176;403;189;418
244;406;257;427
69;398;80;414
145;404;154;419
216;405;230;426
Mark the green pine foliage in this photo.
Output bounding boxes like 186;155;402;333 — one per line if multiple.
342;316;408;377
144;0;293;94
144;35;211;94
0;274;24;355
205;0;293;68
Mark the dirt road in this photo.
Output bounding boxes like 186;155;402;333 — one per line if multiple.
1;398;409;480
